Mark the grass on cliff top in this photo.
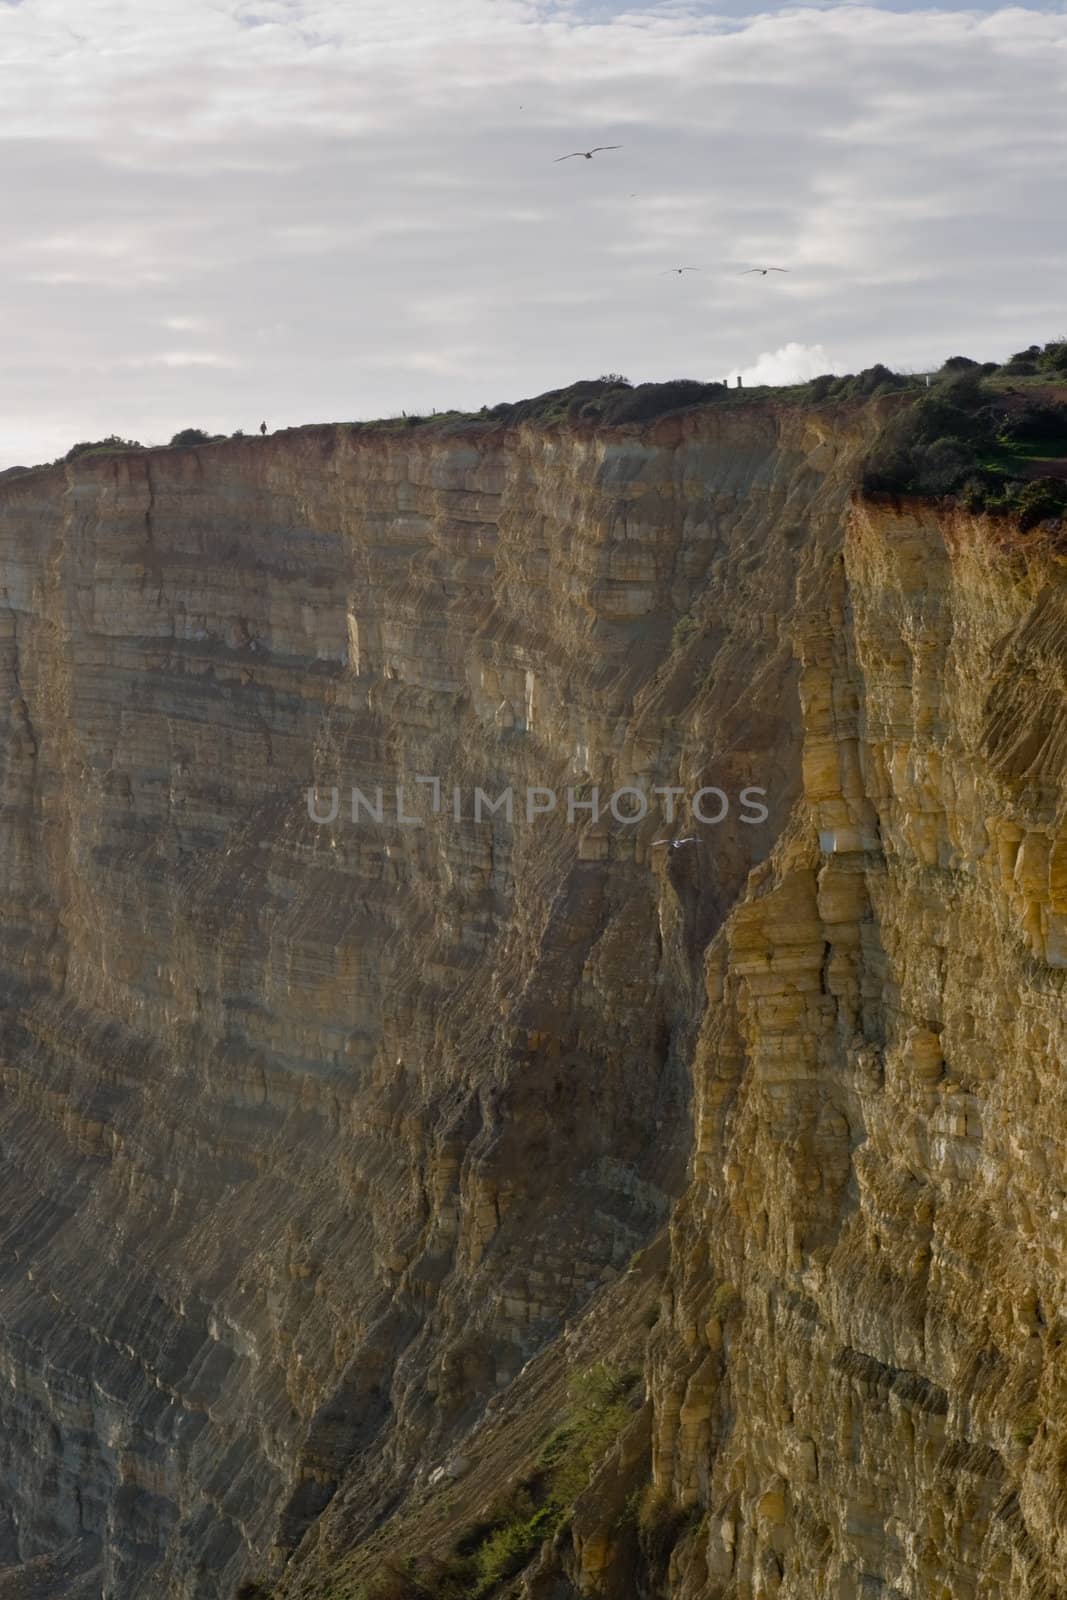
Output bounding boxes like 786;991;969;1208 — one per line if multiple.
347;1362;641;1600
861;351;1067;529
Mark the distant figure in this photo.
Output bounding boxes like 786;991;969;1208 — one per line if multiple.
736;375;743;388
554;145;622;162
259;421;267;436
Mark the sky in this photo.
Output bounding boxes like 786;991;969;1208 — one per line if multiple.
1;0;1066;468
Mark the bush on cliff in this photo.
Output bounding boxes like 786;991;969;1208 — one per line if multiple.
996;400;1067;444
862;370;1067;530
600;378;728;423
861;388;988;497
801;365;911;405
994;337;1067;377
169;427;215;447
487;377;632;426
62;435;143;463
378;1362;642;1600
1010;477;1067;532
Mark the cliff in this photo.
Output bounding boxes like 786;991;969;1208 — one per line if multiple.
0;397;1065;1600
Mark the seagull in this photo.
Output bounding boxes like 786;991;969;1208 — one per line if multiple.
661;267;701;276
554;146;622;162
742;267;788;276
652;837;699;849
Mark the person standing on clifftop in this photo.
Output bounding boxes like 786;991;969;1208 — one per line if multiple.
259;421;267;436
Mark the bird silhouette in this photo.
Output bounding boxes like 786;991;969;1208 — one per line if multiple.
652;837;699;849
554;145;622;162
661;266;701;275
742;267;788;276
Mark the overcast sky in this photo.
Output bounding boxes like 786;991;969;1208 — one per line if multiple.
1;0;1065;468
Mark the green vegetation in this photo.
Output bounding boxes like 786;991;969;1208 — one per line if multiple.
862;355;1067;529
997;339;1067;378
350;1363;641;1600
710;1281;741;1318
803;363;913;403
672;613;699;649
1011;1406;1042;1448
169;426;221;447
4;338;1063;515
61;434;144;463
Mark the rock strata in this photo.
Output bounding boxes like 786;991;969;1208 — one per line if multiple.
0;404;1064;1599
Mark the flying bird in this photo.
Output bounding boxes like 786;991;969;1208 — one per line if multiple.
661;266;701;275
554;146;622;162
652;837;699;849
742;267;788;276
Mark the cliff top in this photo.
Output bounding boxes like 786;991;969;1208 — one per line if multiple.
3;348;1066;532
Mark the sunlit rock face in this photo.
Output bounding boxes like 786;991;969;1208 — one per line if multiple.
1;404;1065;1600
643;499;1067;1600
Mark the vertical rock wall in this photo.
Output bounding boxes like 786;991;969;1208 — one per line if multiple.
0;406;863;1598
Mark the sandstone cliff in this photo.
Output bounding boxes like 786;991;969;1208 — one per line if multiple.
0;398;1065;1600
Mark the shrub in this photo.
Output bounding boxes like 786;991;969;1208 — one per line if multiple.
62;435;143;463
1015;477;1067;532
941;355;979;372
472;1495;541;1593
913;436;979;495
1000;346;1042;376
930;369;986;410
433;1362;640;1599
169;427;214;448
997;401;1067;444
602;379;726;424
672;614;698;649
848;363;909;398
711;1282;741;1318
488;378;626;427
805;374;839;402
1039;340;1067;374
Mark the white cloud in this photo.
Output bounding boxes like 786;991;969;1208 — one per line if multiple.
730;342;834;386
150;351;238;369
0;0;1065;466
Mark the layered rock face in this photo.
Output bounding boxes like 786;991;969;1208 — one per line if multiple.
644;500;1067;1600
0;404;1065;1600
0;406;850;1598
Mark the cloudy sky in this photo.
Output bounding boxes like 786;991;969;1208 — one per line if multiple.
1;0;1065;468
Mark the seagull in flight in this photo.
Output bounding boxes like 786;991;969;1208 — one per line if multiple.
742;266;788;276
652;837;699;849
661;266;701;276
555;145;622;162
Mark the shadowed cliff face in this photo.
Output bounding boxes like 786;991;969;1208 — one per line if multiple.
0;405;860;1598
4;409;1065;1600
